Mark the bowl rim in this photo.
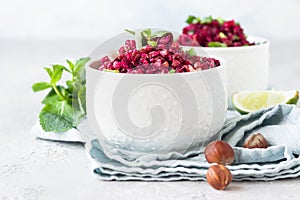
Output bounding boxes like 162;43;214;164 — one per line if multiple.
86;57;226;77
179;35;270;51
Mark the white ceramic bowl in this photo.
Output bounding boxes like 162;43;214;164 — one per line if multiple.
86;61;227;154
181;36;270;107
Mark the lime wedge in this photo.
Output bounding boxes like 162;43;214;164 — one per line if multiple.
232;90;299;114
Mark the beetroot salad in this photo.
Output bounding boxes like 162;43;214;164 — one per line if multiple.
96;31;220;74
178;15;254;47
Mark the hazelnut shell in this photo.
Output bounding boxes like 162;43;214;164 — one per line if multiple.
206;164;232;190
244;133;268;149
204;140;235;165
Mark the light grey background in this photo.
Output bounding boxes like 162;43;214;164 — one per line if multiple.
1;0;300;199
1;0;299;40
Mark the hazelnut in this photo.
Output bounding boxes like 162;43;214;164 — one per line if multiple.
204;140;235;165
243;133;268;149
206;164;232;190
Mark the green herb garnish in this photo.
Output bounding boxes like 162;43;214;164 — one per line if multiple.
186;15;201;24
208;42;227;47
125;29;136;36
32;57;90;132
169;69;176;73
147;41;157;47
141;28;152;46
217;17;225;25
140;29;171;46
201;16;213;24
104;69;120;73
186;48;197;56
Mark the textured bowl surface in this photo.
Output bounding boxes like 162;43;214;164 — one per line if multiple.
86;61;227;154
181;36;270;107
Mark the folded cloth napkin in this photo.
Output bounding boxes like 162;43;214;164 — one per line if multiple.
32;104;300;181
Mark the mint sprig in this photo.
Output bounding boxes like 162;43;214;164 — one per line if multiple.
186;15;201;24
140;29;171;47
186;15;227;25
32;57;90;132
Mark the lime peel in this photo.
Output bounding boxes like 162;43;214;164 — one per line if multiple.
232;90;299;114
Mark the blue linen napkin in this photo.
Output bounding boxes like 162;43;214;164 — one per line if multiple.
31;104;300;181
87;104;300;181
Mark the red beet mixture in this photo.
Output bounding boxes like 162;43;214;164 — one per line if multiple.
97;32;220;74
178;16;254;47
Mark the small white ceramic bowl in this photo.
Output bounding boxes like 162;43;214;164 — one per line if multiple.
181;36;270;107
86;61;227;154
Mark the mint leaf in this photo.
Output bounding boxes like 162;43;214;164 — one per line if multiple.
208;42;227;47
66;80;74;92
42;86;66;104
202;16;213;24
125;29;135;35
32;82;51;92
44;67;53;78
141;28;152;38
78;86;86;114
147;41;157;47
140;29;172;47
42;91;61;104
169;69;176;73
70;80;82;109
74;57;90;75
141;34;148;46
217;17;225;25
66;60;75;72
141;28;152;46
51;65;64;84
70;57;89;114
150;31;170;39
39;100;83;132
186;15;197;24
186;48;197;56
186;15;201;24
39;101;73;132
73;59;87;90
34;57;90;133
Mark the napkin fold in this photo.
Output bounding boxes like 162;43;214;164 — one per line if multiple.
32;104;300;181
